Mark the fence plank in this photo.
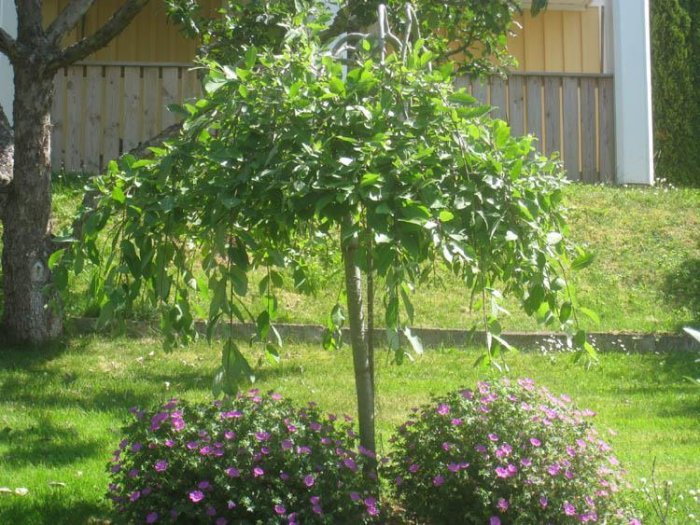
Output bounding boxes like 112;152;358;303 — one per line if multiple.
562;77;580;180
544;77;561;157
122;66;142;151
102;66;122;164
472;77;489;106
65;66;84;172
161;67;180;129
508;76;525;137
526;76;543;151
84;66;103;173
580;77;597;183
51;69;66;171
599;77;616;184
182;68;201;101
490;77;508;121
142;67;160;142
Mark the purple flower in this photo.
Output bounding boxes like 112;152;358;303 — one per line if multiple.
129;491;141;502
225;467;240;478
547;464;561;476
490;517;501;525
408;463;420;473
280;471;290;481
521;457;532;467
131;442;142;452
271;392;282;400
539;496;548;508
447;462;461;473
186;441;198;450
310;422;322;431
460;389;474;400
164;439;174;448
127;468;139;479
253;467;264;478
475;444;487;454
530;437;541;447
451;418;463;426
274;504;286;515
189;490;205;503
146;512;158;523
255;431;271;442
436;403;450;415
497;498;509;512
495;467;510;478
281;439;293;451
198;480;210;490
171;417;185;431
154;460;168;472
224;430;236;440
303;474;315;487
349;492;361;501
216;518;227;525
432;475;445;486
310;496;321;505
488;433;500;442
563;502;576;516
344;458;358;472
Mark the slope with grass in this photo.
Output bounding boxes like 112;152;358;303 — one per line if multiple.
0;337;698;524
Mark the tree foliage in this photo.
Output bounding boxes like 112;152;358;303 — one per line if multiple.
60;3;591;456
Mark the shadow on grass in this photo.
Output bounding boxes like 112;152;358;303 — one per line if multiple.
0;497;109;525
663;254;700;328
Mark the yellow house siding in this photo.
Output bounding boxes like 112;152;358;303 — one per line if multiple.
509;8;602;73
42;0;220;63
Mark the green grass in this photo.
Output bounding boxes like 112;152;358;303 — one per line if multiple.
0;336;698;523
50;181;700;334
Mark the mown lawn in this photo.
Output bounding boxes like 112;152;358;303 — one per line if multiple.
48;181;700;334
0;336;698;524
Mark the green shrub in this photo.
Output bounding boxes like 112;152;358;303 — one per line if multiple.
108;392;379;524
383;379;640;524
651;0;698;186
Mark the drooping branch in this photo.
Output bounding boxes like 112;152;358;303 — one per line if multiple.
0;27;17;61
46;0;97;45
48;0;150;70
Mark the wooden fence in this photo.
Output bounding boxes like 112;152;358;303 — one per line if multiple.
51;64;615;183
51;62;201;173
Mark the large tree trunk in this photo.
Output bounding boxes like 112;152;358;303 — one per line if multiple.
341;219;376;460
1;66;62;343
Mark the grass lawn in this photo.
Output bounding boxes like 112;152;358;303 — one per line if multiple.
0;336;698;524
48;181;700;335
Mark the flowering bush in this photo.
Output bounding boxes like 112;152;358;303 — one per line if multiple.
383;378;641;524
108;391;379;524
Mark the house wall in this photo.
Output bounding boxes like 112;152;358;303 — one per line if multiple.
42;0;220;63
0;0;16;123
508;8;602;73
42;2;602;73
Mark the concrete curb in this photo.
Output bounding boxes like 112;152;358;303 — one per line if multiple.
67;317;700;353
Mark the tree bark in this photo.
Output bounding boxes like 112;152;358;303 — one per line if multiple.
1;64;62;343
0;106;12;218
341;219;376;460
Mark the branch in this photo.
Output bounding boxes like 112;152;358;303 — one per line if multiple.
46;0;97;45
0;27;18;62
48;0;150;70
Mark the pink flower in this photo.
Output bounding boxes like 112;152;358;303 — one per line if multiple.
225;467;240;478
547;464;561;476
451;418;463;426
563;502;576;516
274;504;286;515
437;404;450;415
432;475;445;486
271;392;282;400
488;433;500;442
344;458;358;472
490;517;501;525
189;490;204;503
304;474;315;487
497;498;509;512
253;467;264;478
146;512;158;523
154;460;168;472
255;431;271;442
539;496;548;508
409;463;420;473
530;437;541;447
521;457;532;467
224;430;236;440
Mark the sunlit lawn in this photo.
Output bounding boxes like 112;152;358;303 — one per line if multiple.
0;336;698;523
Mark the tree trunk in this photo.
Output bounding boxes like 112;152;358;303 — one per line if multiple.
0;107;12;217
341;219;376;458
1;66;62;343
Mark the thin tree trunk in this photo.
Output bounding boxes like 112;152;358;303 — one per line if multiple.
1;66;62;343
341;218;376;459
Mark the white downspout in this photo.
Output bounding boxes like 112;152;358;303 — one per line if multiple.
612;0;655;184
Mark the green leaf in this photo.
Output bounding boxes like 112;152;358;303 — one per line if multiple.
438;210;454;222
559;302;572;323
111;186;126;204
47;249;65;270
579;307;600;325
448;91;477;105
386;328;400;351
572;251;595;271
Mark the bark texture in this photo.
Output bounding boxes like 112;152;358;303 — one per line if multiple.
1;67;61;342
341;219;376;459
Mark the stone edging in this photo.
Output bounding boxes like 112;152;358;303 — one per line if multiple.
67;317;700;354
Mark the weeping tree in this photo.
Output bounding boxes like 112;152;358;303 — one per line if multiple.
60;2;593;458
